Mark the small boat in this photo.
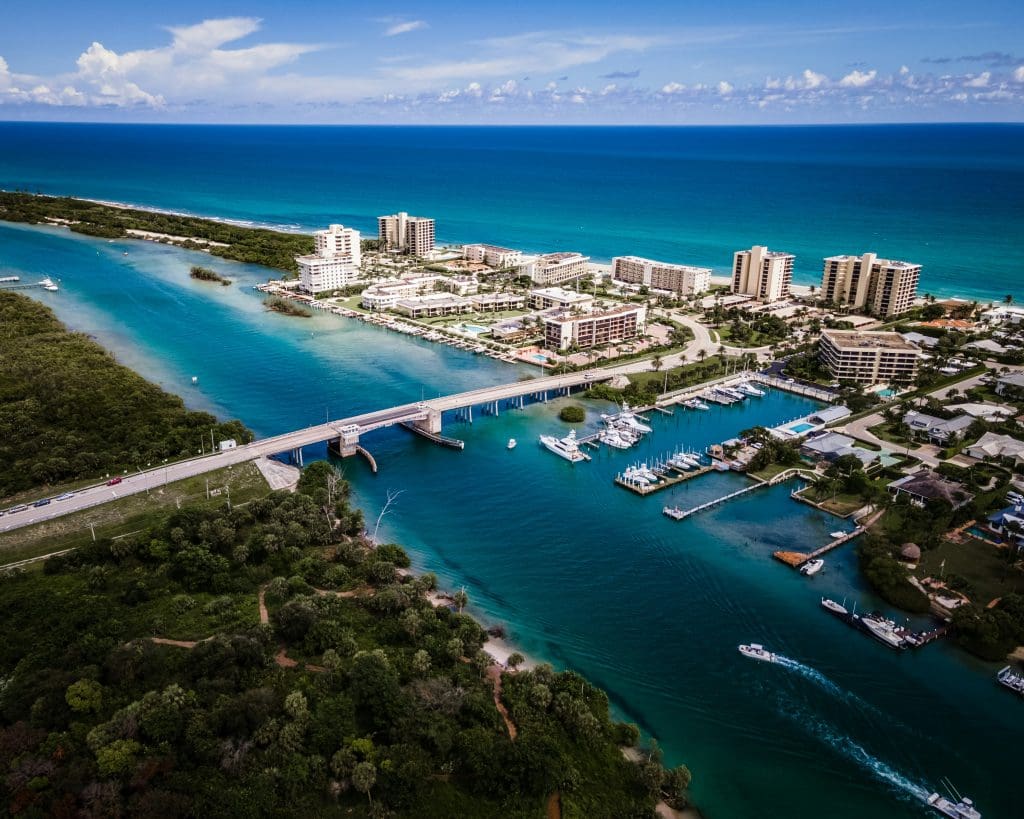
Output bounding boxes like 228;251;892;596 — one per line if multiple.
191;376;199;384
820;597;848;616
736;381;766;397
40;277;59;292
738;643;779;664
507;438;517;450
859;612;908;650
829;530;846;539
926;792;981;819
663;506;685;520
996;665;1024;697
600;429;631;450
800;559;824;576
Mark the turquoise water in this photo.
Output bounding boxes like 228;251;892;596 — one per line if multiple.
1;222;1018;818
1;123;1022;302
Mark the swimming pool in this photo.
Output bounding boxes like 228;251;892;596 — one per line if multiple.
459;323;490;335
530;353;548;363
788;422;815;434
877;388;897;398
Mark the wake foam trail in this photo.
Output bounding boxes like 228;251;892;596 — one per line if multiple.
802;712;932;805
774;656;845;699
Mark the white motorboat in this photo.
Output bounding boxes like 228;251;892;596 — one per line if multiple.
820;597;848;616
738;643;779;664
829;530;846;539
40;277;59;292
926;793;981;819
507;438;517;450
618;403;652;433
996;665;1024;696
800;559;824;576
683;398;710;411
859;612;907;650
539;429;589;463
717;386;747;400
736;381;766;397
600;430;631;450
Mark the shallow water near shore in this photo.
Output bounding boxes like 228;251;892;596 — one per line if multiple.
1;221;1018;818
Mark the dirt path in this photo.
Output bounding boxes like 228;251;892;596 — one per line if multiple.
150;637;199;649
545;791;561;819
258;586;269;624
486;666;517;741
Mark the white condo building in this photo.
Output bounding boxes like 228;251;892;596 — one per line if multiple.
520;252;590;286
297;224;363;294
463;244;523;268
544;304;647;351
731;245;794;302
820;253;921;317
612;255;711;296
377;211;436;256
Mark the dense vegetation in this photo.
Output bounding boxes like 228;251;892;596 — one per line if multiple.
266;295;313;318
0;462;689;816
189;265;231;286
0;291;251;496
0;192;312;273
950;595;1024;660
558;405;586;423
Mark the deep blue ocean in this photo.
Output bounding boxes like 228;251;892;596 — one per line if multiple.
1;122;1022;301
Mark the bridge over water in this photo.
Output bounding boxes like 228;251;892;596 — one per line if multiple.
0;370;612;533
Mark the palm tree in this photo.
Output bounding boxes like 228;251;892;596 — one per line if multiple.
697;348;707;363
1005;294;1015;306
651;354;663;372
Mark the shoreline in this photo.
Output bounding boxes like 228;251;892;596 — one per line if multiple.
0;191;1006;304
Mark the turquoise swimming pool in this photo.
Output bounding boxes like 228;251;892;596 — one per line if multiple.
878;388;897;398
789;422;815;433
530;353;548;363
459;323;490;335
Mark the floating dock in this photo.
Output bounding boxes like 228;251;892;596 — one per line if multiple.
773;527;866;568
819;598;948;650
616;463;714;495
661;479;767;519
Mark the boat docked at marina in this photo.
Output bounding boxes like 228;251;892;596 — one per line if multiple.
682;397;710;411
820;597;848;616
599;429;632;449
738;643;779;664
40;277;59;292
615;403;652;434
663;505;685;520
736;381;766;397
859;612;908;650
799;558;824;576
539;429;590;463
996;665;1024;697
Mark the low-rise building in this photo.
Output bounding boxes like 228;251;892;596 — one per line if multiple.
818;329;921;384
986;505;1024;546
469;293;526;312
612;255;711;296
462;244;522;268
903;410;974;444
360;274;448;311
543;303;646;351
966;432;1024;463
528;287;594;312
520;252;590;286
808;406;852;425
994;372;1024;397
297;224;363;294
393;294;473;319
899;331;939;349
491;319;534;344
800;431;878;467
887;470;974;509
378;212;436;255
980;305;1024;325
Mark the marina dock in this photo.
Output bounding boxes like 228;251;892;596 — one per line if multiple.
820;598;948;650
616;463;714;495
662;479;767;520
773;526;866;568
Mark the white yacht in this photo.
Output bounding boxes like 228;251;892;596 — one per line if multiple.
683;398;710;411
600;429;631;450
830;530;846;539
736;381;766;397
507;438;517;450
738;644;779;664
820;598;848;616
717;386;747;400
539;430;589;463
800;559;824;576
860;612;907;650
926;793;981;819
40;277;59;292
617;403;652;433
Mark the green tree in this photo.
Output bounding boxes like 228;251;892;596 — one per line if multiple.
351;761;377;805
65;679;103;713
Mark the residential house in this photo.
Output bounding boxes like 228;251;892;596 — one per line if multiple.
887;470;974;509
966;432;1024;464
902;410;974;445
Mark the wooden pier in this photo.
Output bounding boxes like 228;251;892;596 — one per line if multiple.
773;527;865;568
616;464;714;495
661;479;766;519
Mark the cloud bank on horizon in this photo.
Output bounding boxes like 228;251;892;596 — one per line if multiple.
0;2;1022;124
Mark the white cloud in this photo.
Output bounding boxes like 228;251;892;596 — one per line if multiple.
717;80;733;95
168;17;262;52
963;71;990;87
661;81;686;94
801;69;827;89
1015;66;1024;82
839;69;877;87
384;20;428;37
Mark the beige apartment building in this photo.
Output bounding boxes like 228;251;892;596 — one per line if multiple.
463;244;522;268
821;253;921;317
818;329;921;384
731;245;794;302
612;255;711;296
377;211;436;256
544;303;646;351
520;252;590;286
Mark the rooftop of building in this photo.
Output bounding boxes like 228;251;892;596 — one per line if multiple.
544;303;644;324
530;286;593;301
823;254;920;269
820;329;920;352
465;243;519;254
612;255;711;272
379;212;433;221
887;470;974;507
537;252;589;264
740;245;794;259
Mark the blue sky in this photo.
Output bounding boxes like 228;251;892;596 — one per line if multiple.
1;0;1022;123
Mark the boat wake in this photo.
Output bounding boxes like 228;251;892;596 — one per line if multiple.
787;706;931;806
773;655;846;699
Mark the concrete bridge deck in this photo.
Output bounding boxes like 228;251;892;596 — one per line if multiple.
0;370;611;534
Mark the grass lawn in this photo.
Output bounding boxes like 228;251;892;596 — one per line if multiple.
913;536;1024;605
800;487;867;516
747;463;817;482
0;462;269;567
867;421;915;446
627;355;725;391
